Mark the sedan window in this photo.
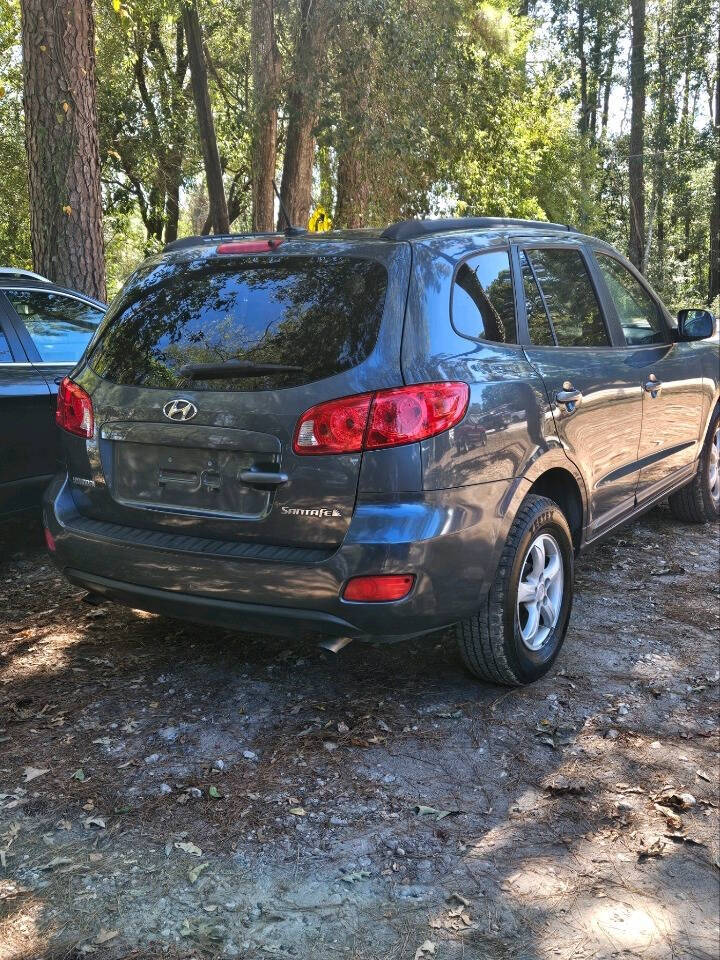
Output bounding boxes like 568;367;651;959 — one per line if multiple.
5;290;104;362
0;331;13;362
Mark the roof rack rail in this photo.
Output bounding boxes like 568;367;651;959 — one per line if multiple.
381;217;574;241
0;267;51;283
164;227;308;254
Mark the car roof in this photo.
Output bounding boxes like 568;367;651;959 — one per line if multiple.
161;218;600;264
0;269;106;308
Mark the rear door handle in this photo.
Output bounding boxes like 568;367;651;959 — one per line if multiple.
238;470;289;488
555;383;583;409
643;376;662;395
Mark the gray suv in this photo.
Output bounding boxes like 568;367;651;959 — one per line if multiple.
43;218;720;685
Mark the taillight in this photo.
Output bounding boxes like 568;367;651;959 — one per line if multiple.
44;528;56;552
293;382;468;455
217;237;284;254
56;377;94;438
343;574;415;602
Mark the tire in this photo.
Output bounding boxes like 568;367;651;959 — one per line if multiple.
667;406;720;524
457;494;574;686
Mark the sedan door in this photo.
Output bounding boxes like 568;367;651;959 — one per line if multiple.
2;287;105;475
0;299;53;514
516;243;644;538
592;252;705;504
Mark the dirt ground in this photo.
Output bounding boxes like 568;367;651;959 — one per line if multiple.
1;507;718;960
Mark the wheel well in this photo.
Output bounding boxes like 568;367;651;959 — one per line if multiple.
528;468;584;550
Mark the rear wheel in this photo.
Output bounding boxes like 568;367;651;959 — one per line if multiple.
457;494;574;686
667;407;720;524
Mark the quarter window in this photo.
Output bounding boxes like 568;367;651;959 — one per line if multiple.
525;248;609;347
452;250;517;344
4;290;104;362
595;253;666;345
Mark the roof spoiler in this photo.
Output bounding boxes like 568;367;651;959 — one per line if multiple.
381;217;575;241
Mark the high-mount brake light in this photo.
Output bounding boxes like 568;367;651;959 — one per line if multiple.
293;382;469;456
342;574;415;603
216;238;284;254
56;377;94;439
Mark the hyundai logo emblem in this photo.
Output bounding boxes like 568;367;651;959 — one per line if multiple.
163;398;198;422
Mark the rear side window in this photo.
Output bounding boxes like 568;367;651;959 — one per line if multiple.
5;290;104;362
89;256;388;392
595;253;667;345
452;250;517;344
524;248;609;347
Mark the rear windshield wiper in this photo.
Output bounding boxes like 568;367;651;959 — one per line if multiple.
179;360;304;380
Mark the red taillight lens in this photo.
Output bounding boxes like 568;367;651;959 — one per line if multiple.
293;393;373;454
44;528;56;552
293;382;468;455
342;574;415;602
56;377;94;438
217;238;284;254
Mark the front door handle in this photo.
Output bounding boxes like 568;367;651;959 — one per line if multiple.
238;470;289;488
643;375;662;395
555;382;583;410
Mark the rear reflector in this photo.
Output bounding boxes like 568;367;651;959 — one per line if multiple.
217;238;284;254
44;528;56;552
293;382;469;455
342;574;415;603
56;377;94;438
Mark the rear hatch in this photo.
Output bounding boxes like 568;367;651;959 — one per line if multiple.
65;237;410;548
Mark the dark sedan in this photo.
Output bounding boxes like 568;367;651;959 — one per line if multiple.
0;268;105;516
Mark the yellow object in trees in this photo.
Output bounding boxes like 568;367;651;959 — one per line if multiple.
308;206;332;232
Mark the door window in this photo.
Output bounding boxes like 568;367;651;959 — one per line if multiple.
525;248;609;347
595;253;667;345
0;331;13;363
520;252;554;346
5;290;104;362
452;250;517;344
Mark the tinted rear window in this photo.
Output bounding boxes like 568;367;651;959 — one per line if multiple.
89;256;388;391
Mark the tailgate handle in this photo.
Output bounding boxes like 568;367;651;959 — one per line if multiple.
238;470;289;488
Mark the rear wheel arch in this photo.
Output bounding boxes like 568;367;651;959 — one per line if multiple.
527;467;585;551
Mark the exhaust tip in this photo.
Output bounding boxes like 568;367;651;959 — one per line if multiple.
317;636;354;654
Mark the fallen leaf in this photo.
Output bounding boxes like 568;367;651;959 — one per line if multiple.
39;856;74;870
414;941;436;959
414;804;462;821
71;769;86;782
638;838;666;860
655;790;696;811
289;807;306;816
341;870;371;883
23;767;49;783
95;929;118;944
175;841;202;856
208;786;220;799
188;861;209;884
83;816;106;830
696;769;712;783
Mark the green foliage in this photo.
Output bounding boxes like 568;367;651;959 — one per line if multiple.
0;0;716;304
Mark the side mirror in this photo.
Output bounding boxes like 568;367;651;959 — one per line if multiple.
677;308;715;341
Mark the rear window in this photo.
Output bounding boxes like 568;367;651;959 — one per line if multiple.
88;256;388;391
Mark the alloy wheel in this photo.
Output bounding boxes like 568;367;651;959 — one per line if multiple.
517;533;564;651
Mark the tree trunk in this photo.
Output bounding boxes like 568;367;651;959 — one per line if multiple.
277;0;326;229
628;0;645;269
710;17;720;303
335;147;370;228
577;0;589;135
20;0;105;300
183;0;229;234
600;28;619;139
251;0;279;231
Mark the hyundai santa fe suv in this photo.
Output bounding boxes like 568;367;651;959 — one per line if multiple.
43;217;720;686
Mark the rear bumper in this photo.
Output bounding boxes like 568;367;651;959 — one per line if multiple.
44;474;514;641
